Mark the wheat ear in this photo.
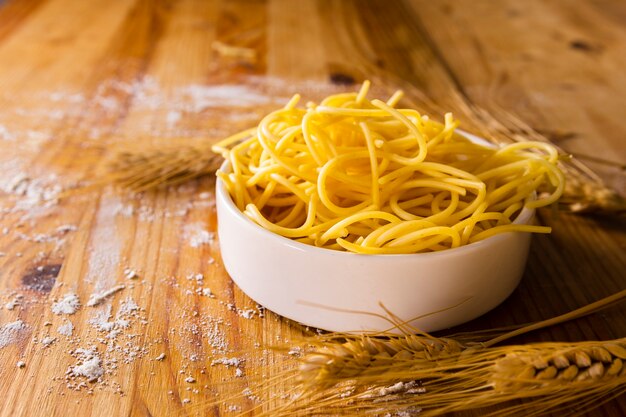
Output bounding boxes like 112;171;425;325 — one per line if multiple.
247;291;626;416
189;291;625;416
252;339;626;417
298;334;465;389
102;140;220;192
492;340;626;392
297;289;626;389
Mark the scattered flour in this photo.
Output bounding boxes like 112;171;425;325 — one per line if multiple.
211;357;243;368
0;320;28;348
68;349;104;382
89;308;127;339
242;388;258;401
184;223;215;248
0;76;303;399
0;124;16;140
166;110;182;128
377;381;424;396
5;294;23;310
84;196;123;285
51;293;80;315
238;309;256;319
200;288;214;298
112;202;135;217
123;268;139;280
117;297;139;316
176;84;272;112
56;224;77;234
41;336;56;347
0;172;62;212
57;320;74;337
187;273;204;283
88;296;141;341
86;285;125;307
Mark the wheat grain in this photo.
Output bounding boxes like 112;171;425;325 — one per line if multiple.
491;340;626;392
104;141;219;191
298;335;465;388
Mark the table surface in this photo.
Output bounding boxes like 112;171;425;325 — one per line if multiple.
0;0;624;416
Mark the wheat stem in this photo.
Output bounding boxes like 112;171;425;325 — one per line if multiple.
482;288;626;348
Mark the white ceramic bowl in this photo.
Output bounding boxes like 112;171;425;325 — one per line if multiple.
216;155;534;333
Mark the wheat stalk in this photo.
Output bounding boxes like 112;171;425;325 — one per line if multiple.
296;289;626;388
249;338;626;417
229;338;626;417
102;141;220;192
190;290;626;417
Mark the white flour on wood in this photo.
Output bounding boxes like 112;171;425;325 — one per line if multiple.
68;349;104;382
0;320;28;348
84;195;123;287
51;293;81;315
184;222;215;248
86;284;125;307
57;320;74;337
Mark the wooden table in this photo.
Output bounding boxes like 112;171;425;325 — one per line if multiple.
0;0;624;416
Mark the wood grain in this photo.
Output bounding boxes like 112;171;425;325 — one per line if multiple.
0;0;624;416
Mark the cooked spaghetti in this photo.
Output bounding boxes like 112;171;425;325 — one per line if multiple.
213;81;564;254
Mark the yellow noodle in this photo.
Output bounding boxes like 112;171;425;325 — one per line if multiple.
365;219;438;247
275;200;306;227
319;210;400;243
254;180;277;210
469;224;552;243
384;226;461;249
211;127;257;155
389;193;435;220
244;197;318;238
360;122;381;208
213;82;564;254
356;80;371;104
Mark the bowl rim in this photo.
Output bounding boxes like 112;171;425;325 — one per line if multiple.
216;177;535;262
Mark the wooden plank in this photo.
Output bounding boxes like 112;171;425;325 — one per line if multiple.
408;0;626;187
0;0;624;416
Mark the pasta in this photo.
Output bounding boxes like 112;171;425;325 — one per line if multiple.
213;81;564;254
